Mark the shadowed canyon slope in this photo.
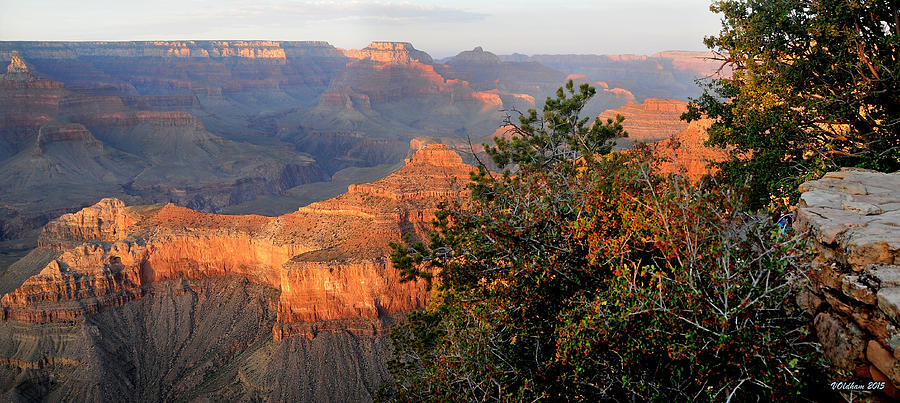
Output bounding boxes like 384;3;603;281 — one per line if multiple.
0;53;327;246
0;144;471;401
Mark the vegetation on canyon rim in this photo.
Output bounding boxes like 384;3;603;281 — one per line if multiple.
381;0;900;400
685;0;900;210
382;79;825;401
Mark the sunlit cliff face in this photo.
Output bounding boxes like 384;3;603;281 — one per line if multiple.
1;144;471;339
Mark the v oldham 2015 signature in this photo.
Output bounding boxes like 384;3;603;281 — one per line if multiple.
830;381;886;391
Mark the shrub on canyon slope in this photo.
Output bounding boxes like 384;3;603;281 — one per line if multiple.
380;81;828;401
685;0;900;209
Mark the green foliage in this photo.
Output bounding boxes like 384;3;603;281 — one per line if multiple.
379;81;829;401
380;81;626;401
487;80;624;175
558;172;828;400
686;0;900;208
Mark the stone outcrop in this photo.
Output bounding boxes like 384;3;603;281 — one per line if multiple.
38;198;135;249
342;41;434;65
0;56;66;137
652;119;728;179
6;55;28;74
0;145;470;341
34;123;95;147
70;110;204;129
796;168;900;399
598;98;690;142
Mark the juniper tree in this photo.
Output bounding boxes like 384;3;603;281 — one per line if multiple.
685;0;900;208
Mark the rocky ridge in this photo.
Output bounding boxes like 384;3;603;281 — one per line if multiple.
302;42;505;143
796;168;900;399
1;41;292;60
506;51;722;101
0;144;469;340
342;41;434;65
598;98;690;143
446;46;501;65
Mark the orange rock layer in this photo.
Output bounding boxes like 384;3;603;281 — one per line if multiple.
342;42;434;65
652;119;729;179
0;144;472;339
598;98;690;142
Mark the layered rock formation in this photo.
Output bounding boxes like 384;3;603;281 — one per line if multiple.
651;119;728;179
438;47;572;112
343;41;434;65
0;144;472;400
1;144;468;335
0;43;384;244
299;42;507;163
0;277;394;401
0;50;740;295
0;55;327;245
598;98;690;143
5;55;29;75
0;54;67;158
0;41;290;60
0;41;530;185
0;40;722;278
796;169;900;399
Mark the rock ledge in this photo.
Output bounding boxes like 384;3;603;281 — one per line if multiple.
796;168;900;399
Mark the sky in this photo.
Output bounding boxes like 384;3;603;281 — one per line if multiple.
0;0;722;58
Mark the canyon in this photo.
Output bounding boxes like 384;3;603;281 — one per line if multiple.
1;41;711;249
0;40;722;401
0;52;327;248
0;144;469;400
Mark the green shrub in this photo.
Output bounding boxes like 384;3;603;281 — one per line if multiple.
379;81;830;401
686;0;900;209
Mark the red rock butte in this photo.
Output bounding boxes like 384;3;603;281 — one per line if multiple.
652;119;729;180
598;98;690;143
342;41;434;65
6;55;28;74
0;144;473;340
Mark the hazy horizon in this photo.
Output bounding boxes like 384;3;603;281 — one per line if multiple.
0;0;721;58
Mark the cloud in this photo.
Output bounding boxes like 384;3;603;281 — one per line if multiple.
8;0;489;43
209;1;488;25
